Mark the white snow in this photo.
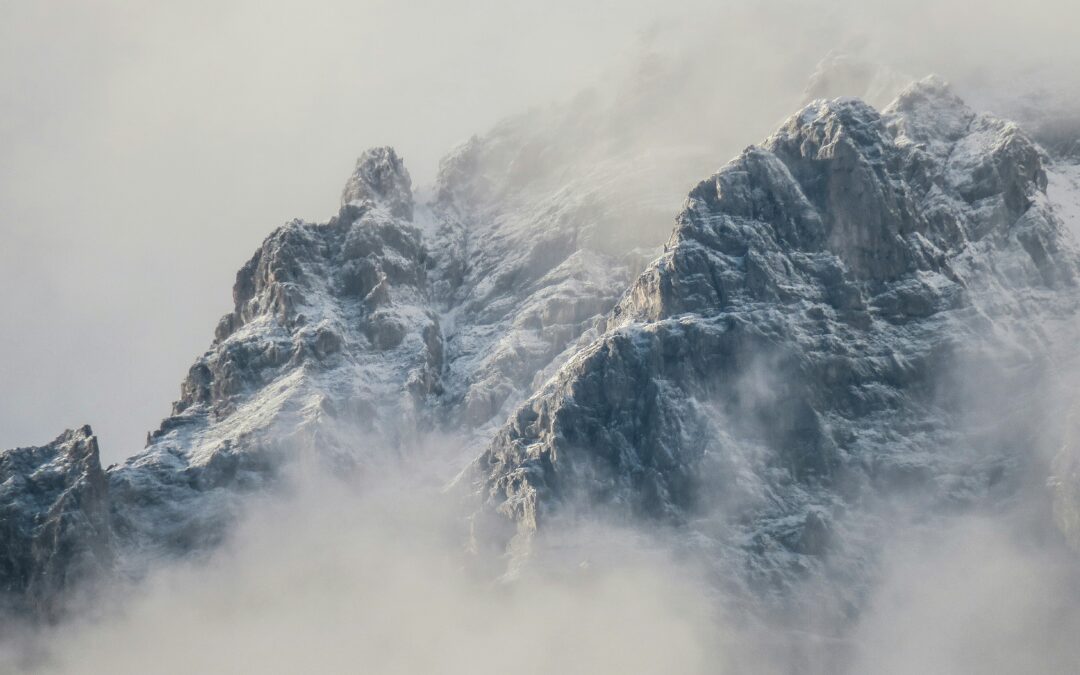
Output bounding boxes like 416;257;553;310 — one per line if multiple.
1048;160;1080;239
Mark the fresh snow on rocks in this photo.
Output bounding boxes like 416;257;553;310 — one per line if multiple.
2;75;1080;629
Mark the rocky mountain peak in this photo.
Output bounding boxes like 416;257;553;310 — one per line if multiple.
341;146;414;220
474;81;1078;614
0;426;112;618
618;76;1060;327
3;75;1079;640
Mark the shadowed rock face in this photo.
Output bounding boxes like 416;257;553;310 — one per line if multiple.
473;78;1079;614
0;426;112;619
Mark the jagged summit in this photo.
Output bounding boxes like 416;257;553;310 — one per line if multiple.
760;77;1055;282
0;426;112;618
341;146;414;220
473;79;1078;616
116;149;440;562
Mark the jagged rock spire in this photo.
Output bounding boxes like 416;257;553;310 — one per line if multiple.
341;146;414;220
0;425;112;619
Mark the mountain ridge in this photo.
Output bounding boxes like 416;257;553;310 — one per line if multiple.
3;75;1079;630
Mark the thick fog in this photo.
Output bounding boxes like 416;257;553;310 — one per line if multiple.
6;435;1080;674
1;457;724;674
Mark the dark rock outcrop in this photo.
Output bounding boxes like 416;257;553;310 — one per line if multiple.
0;426;112;619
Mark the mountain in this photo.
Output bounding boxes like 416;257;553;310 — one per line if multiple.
0;426;111;618
2;74;1079;633
470;78;1080;622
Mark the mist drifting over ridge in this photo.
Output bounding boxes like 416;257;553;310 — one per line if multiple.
3;0;1080;673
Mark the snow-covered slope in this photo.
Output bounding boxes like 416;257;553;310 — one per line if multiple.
1048;160;1080;237
107;146;444;558
419;56;741;435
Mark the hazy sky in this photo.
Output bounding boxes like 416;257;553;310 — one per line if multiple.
3;0;1078;464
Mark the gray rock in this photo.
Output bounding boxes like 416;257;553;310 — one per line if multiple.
471;78;1079;618
119;148;442;557
0;426;112;619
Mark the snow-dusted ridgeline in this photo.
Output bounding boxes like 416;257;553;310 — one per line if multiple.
2;73;1079;628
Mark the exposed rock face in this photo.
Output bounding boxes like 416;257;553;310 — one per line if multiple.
113;148;441;556
0;426;112;619
473;78;1079;614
